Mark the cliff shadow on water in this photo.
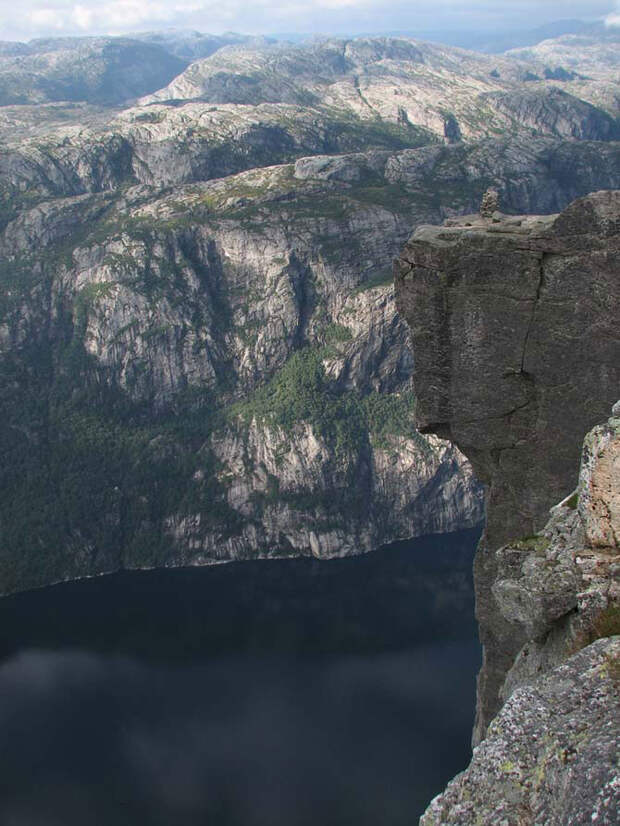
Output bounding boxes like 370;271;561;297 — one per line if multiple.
0;526;482;826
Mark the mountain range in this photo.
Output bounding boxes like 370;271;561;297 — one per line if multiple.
0;22;618;593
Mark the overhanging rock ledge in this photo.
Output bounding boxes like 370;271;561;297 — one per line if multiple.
394;190;620;743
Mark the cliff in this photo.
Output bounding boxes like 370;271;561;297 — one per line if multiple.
395;190;620;739
0;155;489;595
395;192;620;822
419;404;620;825
1;29;619;597
4;132;619;595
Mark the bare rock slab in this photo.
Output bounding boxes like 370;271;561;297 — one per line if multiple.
420;637;620;826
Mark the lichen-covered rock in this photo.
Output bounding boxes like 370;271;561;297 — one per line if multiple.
498;404;620;702
492;509;583;641
421;637;620;826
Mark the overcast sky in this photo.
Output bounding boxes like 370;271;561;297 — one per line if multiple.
0;0;618;42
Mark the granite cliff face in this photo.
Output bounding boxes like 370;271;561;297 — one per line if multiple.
395;192;620;822
0;152;491;595
1;31;618;597
4;112;619;594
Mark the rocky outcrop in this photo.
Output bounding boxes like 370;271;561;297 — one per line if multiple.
2;135;619;595
395;190;620;740
2;122;618;231
419;404;620;824
396;193;620;823
496;403;620;699
482;87;620;141
141;37;616;145
1;32;618;601
420;637;620;826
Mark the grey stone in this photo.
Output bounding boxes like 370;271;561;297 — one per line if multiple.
421;638;620;826
395;190;620;740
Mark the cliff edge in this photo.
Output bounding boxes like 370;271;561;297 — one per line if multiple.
395;190;620;742
395;191;619;823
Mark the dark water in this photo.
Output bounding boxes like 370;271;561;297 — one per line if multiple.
0;527;482;826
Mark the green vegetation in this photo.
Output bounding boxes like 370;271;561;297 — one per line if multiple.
352;268;394;294
0;302;236;594
362;391;417;447
514;535;552;554
564;490;579;510
229;347;417;458
230;348;366;458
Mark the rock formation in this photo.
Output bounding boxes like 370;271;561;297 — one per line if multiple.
1;30;618;602
419;403;620;825
395;192;620;822
395;190;620;739
420;637;619;825
4;130;619;595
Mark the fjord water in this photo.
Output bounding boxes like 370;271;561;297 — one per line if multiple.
0;527;481;826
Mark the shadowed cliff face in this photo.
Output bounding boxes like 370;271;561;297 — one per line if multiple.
394;190;620;741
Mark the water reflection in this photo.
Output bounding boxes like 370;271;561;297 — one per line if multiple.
0;527;482;825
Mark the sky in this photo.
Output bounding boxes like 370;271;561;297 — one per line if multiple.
0;0;618;42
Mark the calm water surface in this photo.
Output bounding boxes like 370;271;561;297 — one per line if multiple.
0;527;482;826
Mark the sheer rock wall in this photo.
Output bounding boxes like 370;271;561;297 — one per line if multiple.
394;190;620;741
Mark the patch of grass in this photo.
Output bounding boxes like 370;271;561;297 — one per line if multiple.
564;491;579;510
514;535;551;554
352;268;394;294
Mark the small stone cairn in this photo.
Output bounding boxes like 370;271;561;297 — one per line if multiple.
480;187;500;219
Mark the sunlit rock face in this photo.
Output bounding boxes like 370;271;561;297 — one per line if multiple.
5;113;619;596
0;152;492;596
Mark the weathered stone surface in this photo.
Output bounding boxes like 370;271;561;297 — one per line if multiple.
395;191;620;739
420;637;620;826
417;405;620;824
495;404;619;703
579;410;620;551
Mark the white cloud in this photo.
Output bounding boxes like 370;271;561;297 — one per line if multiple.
605;0;620;26
27;8;66;29
1;1;617;41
